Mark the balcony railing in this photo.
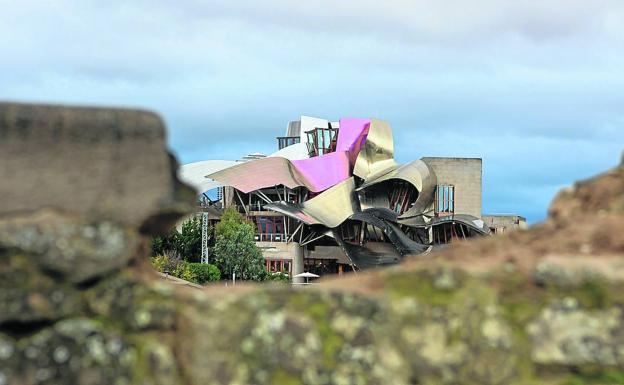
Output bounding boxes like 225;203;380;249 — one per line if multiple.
255;233;286;242
235;203;273;213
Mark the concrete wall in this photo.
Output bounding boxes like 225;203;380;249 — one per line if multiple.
256;241;299;262
482;215;527;234
421;157;482;218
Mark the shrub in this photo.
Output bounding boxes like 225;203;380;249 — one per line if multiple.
265;271;291;284
151;251;201;283
151;250;185;276
151;254;168;273
179;264;198;283
151;253;222;285
187;263;221;284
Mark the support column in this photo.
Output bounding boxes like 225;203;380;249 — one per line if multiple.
292;243;305;284
201;212;209;264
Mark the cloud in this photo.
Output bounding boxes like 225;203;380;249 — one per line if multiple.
0;0;622;223
121;0;624;43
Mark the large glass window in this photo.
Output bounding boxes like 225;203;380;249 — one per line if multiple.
435;185;455;215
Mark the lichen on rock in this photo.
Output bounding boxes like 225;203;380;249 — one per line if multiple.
0;209;141;284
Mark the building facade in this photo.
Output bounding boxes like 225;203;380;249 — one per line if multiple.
181;116;523;279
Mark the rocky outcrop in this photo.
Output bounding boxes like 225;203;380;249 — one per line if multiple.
0;103;194;230
1;101;623;384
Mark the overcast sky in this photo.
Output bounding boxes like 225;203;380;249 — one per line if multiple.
1;1;622;222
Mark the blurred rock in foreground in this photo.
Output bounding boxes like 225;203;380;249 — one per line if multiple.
1;101;624;385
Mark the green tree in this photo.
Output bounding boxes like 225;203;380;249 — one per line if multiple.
152;228;180;257
178;217;203;262
214;207;247;238
152;216;207;263
213;207;266;281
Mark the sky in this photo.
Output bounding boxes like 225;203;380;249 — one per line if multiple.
1;0;622;223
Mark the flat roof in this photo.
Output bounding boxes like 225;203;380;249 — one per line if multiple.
483;214;527;221
421;156;482;161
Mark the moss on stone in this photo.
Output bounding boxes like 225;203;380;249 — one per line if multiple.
385;268;462;305
83;270;177;331
572;280;612;309
270;368;300;385
558;369;624;385
0;253;83;324
126;334;181;385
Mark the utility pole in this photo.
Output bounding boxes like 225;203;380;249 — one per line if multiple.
201;212;209;263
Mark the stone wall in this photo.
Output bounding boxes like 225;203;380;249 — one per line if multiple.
1;102;624;385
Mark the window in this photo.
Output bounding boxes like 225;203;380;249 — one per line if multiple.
435;185;454;215
305;127;338;156
277;136;300;150
251;216;285;242
265;259;291;275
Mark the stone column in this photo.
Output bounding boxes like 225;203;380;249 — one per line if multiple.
292;243;305;284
